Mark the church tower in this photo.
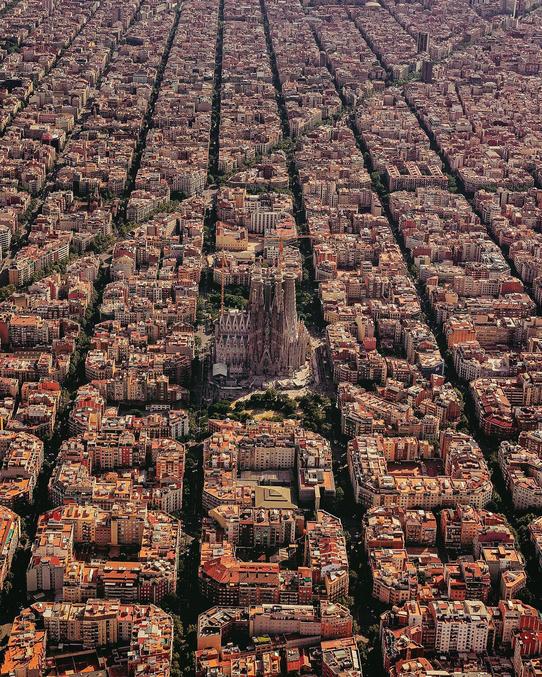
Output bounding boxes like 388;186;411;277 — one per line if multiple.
214;265;309;383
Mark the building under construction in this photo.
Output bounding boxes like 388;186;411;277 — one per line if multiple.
212;262;309;392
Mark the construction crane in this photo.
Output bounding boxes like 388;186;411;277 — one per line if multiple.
216;233;317;315
219;248;227;316
217;230;359;315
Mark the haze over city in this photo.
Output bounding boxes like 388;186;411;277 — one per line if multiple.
0;0;542;674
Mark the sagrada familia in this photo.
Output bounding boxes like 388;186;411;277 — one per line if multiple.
213;263;309;385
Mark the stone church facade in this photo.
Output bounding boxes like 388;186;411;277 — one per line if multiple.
214;264;308;383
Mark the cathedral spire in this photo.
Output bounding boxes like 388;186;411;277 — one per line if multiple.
214;264;309;383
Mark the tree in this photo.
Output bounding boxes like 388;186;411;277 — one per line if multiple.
447;175;459;193
0;285;15;301
486;497;503;513
89;233;115;253
367;624;380;641
518;588;536;606
208;400;231;418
